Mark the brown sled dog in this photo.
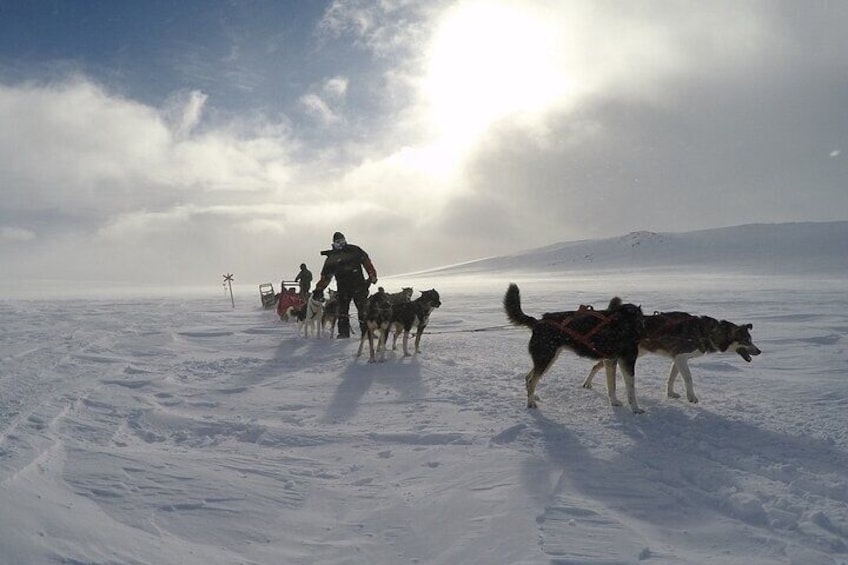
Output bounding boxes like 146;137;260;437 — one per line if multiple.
504;283;646;413
582;311;761;403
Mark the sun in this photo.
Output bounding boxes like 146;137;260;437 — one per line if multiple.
422;1;572;148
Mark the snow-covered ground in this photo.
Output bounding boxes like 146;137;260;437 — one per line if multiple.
1;223;847;564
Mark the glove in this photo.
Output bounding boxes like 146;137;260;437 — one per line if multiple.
369;275;378;285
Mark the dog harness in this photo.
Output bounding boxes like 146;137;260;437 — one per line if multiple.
649;312;693;336
542;305;613;357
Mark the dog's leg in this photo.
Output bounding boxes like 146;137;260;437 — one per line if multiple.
359;323;378;362
583;360;604;389
401;330;412;357
525;344;559;409
525;362;554;409
666;362;681;399
618;355;644;414
524;370;540;408
603;359;622;406
377;325;388;361
413;324;425;353
674;358;698;403
356;331;366;357
390;327;400;351
367;328;378;362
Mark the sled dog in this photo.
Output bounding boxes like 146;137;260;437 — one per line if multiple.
300;293;325;338
582;312;761;403
385;287;413;305
357;289;393;362
504;283;646;413
388;289;442;356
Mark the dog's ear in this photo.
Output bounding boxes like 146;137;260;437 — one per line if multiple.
745;323;753;330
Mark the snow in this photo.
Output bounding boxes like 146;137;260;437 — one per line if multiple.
1;222;847;564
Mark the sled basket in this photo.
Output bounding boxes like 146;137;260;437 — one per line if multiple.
259;283;277;309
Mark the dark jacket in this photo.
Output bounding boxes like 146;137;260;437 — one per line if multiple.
316;244;376;292
295;268;312;287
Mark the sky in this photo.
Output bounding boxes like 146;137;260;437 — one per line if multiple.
1;0;847;290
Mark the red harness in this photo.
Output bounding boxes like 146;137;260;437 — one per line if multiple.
542;305;613;357
649;312;692;337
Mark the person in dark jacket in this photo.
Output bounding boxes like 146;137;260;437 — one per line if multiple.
313;232;377;338
294;263;312;298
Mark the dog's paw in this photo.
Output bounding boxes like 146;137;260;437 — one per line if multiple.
687;395;699;404
582;382;593;389
610;399;623;407
668;391;681;399
632;407;646;414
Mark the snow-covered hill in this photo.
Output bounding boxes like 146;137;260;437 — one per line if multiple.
419;221;848;277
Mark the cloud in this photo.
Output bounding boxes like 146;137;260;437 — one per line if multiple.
319;0;435;58
299;77;349;126
0;77;299;214
230;1;848;272
0;76;312;283
161;89;208;138
335;0;848;259
0;227;36;243
2;2;848;289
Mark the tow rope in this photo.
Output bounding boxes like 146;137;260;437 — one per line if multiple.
420;324;517;335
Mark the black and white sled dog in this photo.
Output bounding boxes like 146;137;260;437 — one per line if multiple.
504;283;646;413
387;289;441;357
300;291;325;338
357;289;393;362
582;311;761;403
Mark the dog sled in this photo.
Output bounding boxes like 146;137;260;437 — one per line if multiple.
259;283;277;309
276;281;306;320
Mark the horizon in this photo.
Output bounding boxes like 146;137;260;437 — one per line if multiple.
3;220;846;300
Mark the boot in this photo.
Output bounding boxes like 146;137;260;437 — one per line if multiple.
337;316;350;338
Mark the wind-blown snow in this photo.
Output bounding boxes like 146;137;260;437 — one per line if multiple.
1;222;846;564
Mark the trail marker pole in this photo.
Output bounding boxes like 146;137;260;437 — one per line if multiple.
223;273;235;308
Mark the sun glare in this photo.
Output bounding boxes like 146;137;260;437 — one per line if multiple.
423;2;571;147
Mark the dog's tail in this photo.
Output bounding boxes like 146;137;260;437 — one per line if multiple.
503;283;537;328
